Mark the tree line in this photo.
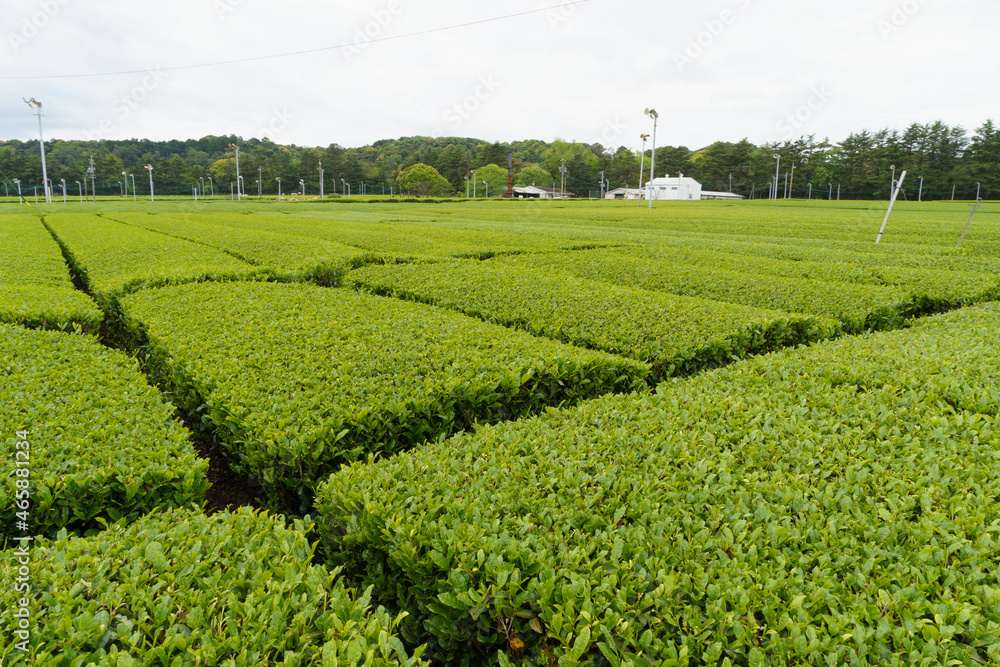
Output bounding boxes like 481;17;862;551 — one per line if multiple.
1;119;997;199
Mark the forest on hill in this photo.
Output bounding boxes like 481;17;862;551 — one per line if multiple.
2;119;998;199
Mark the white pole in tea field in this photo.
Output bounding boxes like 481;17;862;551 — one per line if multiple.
208;176;214;196
828;183;832;200
60;179;66;204
876;170;906;244
772;153;780;200
318;162;324;199
957;186;982;248
483;181;489;198
200;177;205;195
122;171;128;198
918;176;923;202
473;171;477;198
14;179;21;204
789;164;795;198
300;179;305;199
276;177;281;200
638;134;648;205
808;182;812;199
130;174;136;201
76;181;82;202
952;184;956;200
24;98;51;203
645;108;658;209
146;164;154;201
193;185;198;201
890;165;895;198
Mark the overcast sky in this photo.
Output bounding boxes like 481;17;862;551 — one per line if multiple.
2;0;997;151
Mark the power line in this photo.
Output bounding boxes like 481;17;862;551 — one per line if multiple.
0;1;592;80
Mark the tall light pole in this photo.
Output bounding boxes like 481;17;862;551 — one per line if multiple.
146;164;154;201
276;177;281;200
299;179;305;199
638;133;648;205
772;153;780;200
230;144;242;201
465;176;469;198
24;98;51;203
890;164;896;199
258;166;263;200
483;180;489;198
88;157;96;203
13;179;21;204
60;179;66;204
317;161;324;199
599;170;605;199
200;177;205;195
789;164;796;198
255;179;260;199
122;171;128;198
644;108;658;209
340;178;345;196
130;173;136;201
208;176;214;196
76;180;82;202
473;170;477;198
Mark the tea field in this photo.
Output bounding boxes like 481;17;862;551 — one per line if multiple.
2;197;999;665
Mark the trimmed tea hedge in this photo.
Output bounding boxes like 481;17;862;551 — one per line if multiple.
42;213;262;309
0;214;102;333
350;260;836;381
105;211;383;286
316;303;1000;666
119;281;648;513
0;507;428;665
491;249;942;333
0;325;208;543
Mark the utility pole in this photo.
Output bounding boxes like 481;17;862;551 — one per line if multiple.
789;164;795;198
559;158;567;197
24;98;51;203
230;143;242;201
645;108;658;209
599;170;605;199
918;176;923;202
638;133;648;205
88;156;96;202
317;161;324;199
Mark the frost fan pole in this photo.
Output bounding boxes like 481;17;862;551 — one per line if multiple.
957;195;982;248
875;170;906;244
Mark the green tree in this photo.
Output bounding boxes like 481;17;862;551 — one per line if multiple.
397;163;453;197
515;164;553;187
472;164;508;196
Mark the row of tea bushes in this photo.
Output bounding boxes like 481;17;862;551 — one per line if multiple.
42;213;262;310
0;507;427;665
349;260;836;381
491;249;950;333
104;211;384;286
315;303;1000;666
0;325;208;544
119;281;649;514
0;214;102;333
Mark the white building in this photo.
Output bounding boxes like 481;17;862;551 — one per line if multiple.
605;188;643;200
512;186;573;199
645;174;702;201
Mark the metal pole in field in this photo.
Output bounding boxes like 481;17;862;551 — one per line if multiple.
89;157;96;202
276;177;281;200
952;184;956;200
772;154;780;200
130;174;136;201
789;164;795;198
60;179;66;204
25;98;51;203
317;162;324;199
637;134;648;206
876;170;906;244
146;164;154;201
645;108;658;209
193;185;198;201
783;173;788;199
122;171;127;198
918;176;923;202
837;184;840;201
76;181;82;202
808;182;812;200
208;176;214;196
957;194;982;248
828;183;832;200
